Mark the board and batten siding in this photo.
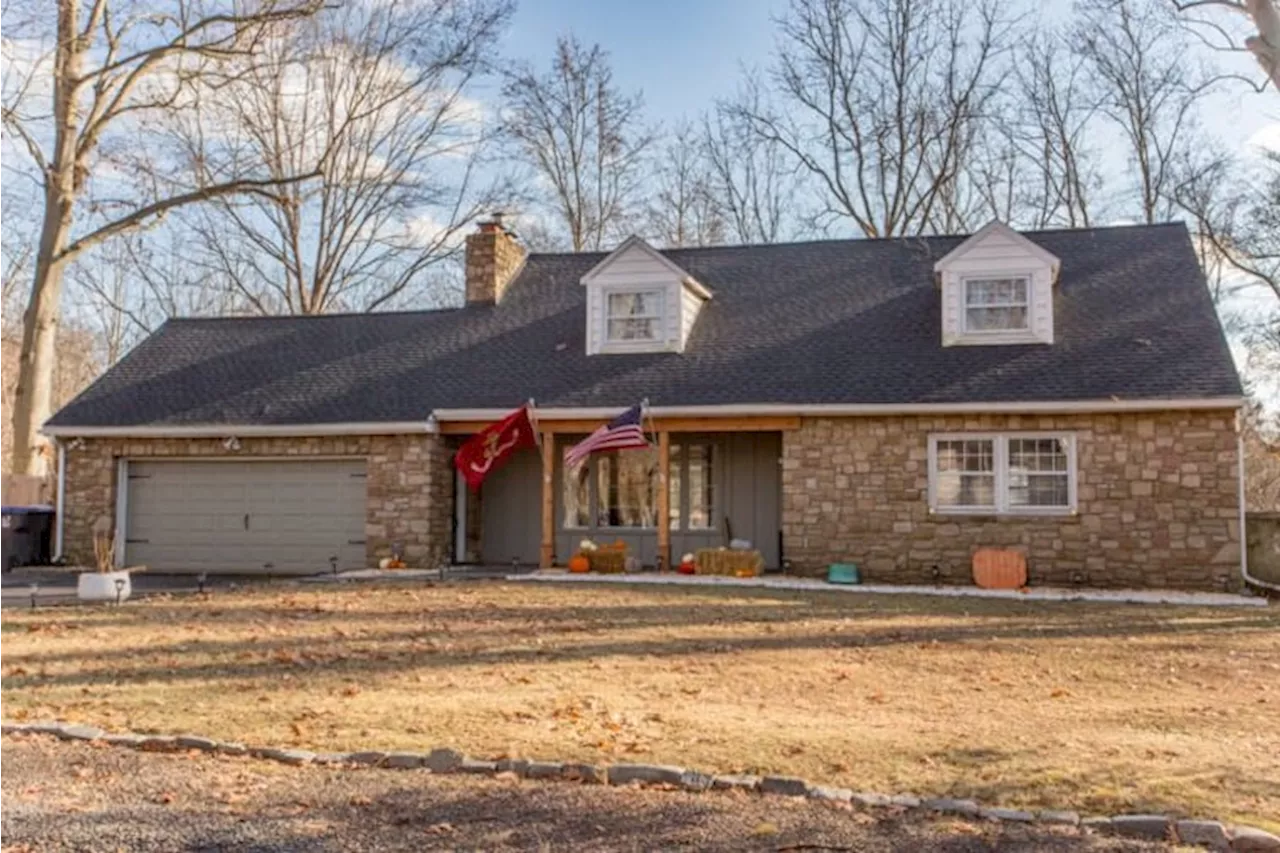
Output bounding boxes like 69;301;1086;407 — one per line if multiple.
937;225;1055;347
583;241;705;354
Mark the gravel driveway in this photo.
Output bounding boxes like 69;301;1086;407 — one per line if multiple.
1;736;1169;852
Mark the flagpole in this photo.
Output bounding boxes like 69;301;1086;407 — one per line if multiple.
527;398;540;446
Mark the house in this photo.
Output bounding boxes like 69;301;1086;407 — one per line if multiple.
44;218;1246;590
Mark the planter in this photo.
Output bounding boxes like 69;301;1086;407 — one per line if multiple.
77;570;132;603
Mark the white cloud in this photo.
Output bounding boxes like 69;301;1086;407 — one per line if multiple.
1246;122;1280;155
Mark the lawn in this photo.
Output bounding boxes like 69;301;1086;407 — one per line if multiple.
2;581;1277;828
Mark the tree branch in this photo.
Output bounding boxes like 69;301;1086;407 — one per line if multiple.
58;172;319;262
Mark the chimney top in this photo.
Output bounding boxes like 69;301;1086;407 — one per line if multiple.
479;211;509;234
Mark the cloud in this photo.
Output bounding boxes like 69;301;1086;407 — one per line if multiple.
1246;122;1280;155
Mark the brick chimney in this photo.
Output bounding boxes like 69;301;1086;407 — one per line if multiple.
465;213;526;304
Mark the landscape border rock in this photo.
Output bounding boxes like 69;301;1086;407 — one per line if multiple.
3;719;1275;852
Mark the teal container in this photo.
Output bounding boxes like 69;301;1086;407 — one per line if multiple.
827;563;860;584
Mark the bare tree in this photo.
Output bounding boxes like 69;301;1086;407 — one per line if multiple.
1177;149;1280;301
2;0;323;477
704;86;796;244
1075;0;1221;224
734;0;1009;238
1007;31;1102;228
1172;0;1280;91
179;0;512;314
644;122;724;248
501;36;653;251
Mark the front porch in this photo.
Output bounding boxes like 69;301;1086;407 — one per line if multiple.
443;416;797;571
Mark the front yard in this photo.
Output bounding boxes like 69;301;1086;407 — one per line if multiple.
2;581;1276;828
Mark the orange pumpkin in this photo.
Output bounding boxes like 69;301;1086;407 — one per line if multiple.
972;548;1027;589
567;554;590;574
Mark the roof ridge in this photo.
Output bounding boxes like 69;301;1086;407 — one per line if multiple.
166;304;470;323
524;221;1188;260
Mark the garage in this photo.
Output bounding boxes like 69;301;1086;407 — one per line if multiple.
122;459;368;574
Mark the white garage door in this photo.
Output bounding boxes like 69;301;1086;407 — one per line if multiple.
124;459;367;575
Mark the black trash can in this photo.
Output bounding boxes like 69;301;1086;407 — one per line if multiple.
2;505;55;571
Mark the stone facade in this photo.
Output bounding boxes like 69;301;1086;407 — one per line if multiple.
62;434;454;570
464;220;525;304
780;410;1241;591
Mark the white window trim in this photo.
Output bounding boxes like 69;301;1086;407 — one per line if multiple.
602;285;666;349
927;432;1078;516
959;274;1035;340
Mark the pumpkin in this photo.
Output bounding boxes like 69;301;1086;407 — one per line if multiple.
568;554;590;574
972;548;1027;589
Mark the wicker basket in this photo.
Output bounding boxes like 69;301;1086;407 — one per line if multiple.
695;548;763;577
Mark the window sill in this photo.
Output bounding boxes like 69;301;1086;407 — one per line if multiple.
929;508;1078;521
947;332;1044;347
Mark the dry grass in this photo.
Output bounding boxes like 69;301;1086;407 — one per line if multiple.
2;581;1277;828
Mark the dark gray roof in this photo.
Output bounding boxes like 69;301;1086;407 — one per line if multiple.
47;222;1241;428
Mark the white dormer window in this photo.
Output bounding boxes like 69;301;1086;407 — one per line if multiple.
606;289;664;343
963;276;1030;334
934;221;1061;347
581;236;712;355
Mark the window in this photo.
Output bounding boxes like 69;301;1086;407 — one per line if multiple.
929;433;1075;515
934;439;996;510
606;290;663;343
596;448;658;527
686;443;714;529
963;277;1029;333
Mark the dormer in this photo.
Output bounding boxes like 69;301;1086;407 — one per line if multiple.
582;236;712;355
934;221;1061;347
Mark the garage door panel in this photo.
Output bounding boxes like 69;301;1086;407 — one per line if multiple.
125;460;368;574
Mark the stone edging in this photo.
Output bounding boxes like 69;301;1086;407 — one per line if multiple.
4;721;1277;852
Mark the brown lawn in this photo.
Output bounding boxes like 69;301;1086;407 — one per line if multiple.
2;580;1277;829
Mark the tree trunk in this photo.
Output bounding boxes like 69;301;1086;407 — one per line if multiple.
9;0;79;478
9;186;74;477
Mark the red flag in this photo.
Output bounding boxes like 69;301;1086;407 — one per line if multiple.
454;406;537;490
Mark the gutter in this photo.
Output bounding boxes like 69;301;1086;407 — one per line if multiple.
38;397;1246;439
433;397;1245;421
53;437;66;562
1238;427;1280;593
40;421;437;439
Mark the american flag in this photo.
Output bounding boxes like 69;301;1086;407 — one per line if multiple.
564;404;649;468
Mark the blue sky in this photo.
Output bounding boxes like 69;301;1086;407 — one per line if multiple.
497;0;1278;162
500;0;782;121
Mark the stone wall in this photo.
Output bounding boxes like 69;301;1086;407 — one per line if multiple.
62;434;454;570
780;410;1241;591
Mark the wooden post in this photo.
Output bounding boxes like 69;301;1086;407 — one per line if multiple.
540;431;555;569
657;430;670;572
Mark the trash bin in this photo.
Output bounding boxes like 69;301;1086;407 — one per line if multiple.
1;505;55;571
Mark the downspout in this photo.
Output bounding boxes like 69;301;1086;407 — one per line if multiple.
53;437;66;562
1238;429;1280;593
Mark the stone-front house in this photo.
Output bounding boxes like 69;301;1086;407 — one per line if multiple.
44;219;1246;590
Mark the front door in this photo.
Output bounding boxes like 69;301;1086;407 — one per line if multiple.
479;447;541;565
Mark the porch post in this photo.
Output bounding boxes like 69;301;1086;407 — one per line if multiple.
657;430;670;572
540;431;555;568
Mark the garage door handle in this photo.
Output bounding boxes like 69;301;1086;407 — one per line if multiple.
244;513;250;530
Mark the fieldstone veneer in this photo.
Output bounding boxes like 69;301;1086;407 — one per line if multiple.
780;410;1242;591
62;434;454;569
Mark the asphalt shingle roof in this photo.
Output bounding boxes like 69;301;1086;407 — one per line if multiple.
46;222;1242;428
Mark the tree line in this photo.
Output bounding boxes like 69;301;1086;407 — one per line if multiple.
2;0;1278;487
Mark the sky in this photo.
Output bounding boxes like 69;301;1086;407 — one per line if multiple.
496;0;1280;164
499;0;782;120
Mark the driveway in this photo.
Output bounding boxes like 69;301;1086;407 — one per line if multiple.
1;736;1166;852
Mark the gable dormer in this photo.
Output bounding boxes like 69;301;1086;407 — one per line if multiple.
582;236;711;355
934;221;1061;347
